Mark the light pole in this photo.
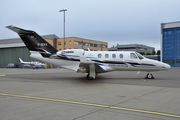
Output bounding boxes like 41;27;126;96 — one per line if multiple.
59;9;67;50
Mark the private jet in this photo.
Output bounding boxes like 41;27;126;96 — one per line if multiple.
6;25;170;80
18;58;45;69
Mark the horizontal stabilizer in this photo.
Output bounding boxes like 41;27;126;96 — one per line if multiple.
49;54;59;59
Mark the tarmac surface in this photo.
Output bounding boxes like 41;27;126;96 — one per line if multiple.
0;67;180;120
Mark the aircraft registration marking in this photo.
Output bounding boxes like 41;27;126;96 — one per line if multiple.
108;64;128;67
37;43;47;47
0;92;180;119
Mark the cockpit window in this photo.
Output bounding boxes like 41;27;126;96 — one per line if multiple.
130;53;138;59
136;52;144;60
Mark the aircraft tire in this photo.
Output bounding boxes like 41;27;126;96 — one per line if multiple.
146;73;154;79
86;74;94;80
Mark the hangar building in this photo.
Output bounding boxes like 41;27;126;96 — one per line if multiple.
161;21;180;66
0;35;107;68
108;44;155;55
0;35;58;68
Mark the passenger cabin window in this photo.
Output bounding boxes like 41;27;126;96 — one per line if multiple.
112;54;116;58
98;54;102;58
119;54;123;58
105;54;109;58
130;53;138;59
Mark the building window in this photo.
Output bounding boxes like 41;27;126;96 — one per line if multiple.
94;44;98;47
98;54;102;58
74;41;78;45
90;43;93;47
69;41;71;44
58;42;61;46
119;54;123;58
105;54;109;58
84;42;90;46
112;54;116;58
74;41;83;45
101;45;107;48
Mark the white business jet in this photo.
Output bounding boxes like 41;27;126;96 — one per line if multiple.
7;25;170;80
18;58;45;69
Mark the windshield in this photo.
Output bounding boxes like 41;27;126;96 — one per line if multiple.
135;52;144;60
130;53;138;59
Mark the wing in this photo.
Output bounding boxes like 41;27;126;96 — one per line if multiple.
78;58;142;74
78;57;123;74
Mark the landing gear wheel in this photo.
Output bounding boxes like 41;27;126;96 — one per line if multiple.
145;73;154;79
86;74;94;80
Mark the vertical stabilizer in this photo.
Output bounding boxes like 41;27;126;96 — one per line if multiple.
6;25;58;57
18;58;24;63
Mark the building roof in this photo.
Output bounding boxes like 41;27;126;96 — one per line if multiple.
161;21;180;29
108;44;155;54
60;36;107;43
0;34;59;44
116;44;155;49
0;34;59;48
109;44;154;49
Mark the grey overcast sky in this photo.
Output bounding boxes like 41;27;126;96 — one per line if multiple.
0;0;180;50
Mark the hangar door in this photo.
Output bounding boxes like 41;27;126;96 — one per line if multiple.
0;47;31;67
162;28;180;66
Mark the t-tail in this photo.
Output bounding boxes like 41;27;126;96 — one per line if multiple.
6;25;57;58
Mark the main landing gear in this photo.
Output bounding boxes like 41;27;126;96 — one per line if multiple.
86;64;96;80
145;73;154;79
86;74;95;80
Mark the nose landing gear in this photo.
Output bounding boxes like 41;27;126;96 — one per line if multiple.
145;73;154;79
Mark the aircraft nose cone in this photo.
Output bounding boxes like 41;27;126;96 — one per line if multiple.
163;63;171;70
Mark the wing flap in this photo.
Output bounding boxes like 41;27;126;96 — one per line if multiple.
96;64;114;71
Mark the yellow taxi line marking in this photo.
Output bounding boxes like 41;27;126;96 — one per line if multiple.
0;74;6;76
0;92;180;119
